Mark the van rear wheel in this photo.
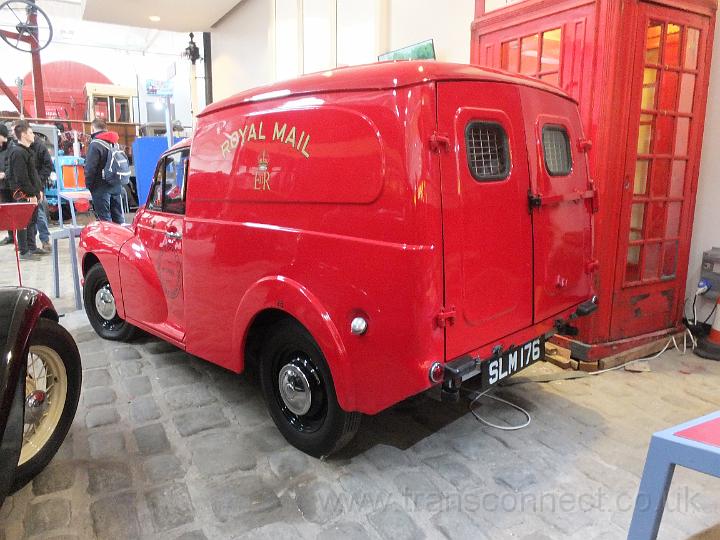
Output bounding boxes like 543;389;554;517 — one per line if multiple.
83;264;136;341
260;320;360;457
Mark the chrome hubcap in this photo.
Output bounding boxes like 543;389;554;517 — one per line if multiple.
278;363;312;416
95;285;116;321
24;390;47;425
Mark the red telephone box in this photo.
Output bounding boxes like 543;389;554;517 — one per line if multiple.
471;0;717;362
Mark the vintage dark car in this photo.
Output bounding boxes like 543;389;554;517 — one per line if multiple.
0;287;81;506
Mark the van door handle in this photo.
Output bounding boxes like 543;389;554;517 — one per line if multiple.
165;231;182;239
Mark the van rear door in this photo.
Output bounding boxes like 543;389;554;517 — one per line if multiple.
437;82;534;360
518;87;595;323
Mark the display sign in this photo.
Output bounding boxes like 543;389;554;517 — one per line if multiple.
145;79;174;97
378;39;436;61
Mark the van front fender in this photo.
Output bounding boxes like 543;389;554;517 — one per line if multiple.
232;276;355;412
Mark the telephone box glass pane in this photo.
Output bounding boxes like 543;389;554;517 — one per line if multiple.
666;202;682;237
520;34;539;75
634;160;649;194
648;202;666;239
631;203;646;237
653;116;674;155
642;69;658;110
662;241;679;278
669;160;686;197
627;246;642;282
674;117;690;156
650;159;670;198
501;39;520;71
645;23;663;64
685;28;700;69
658;71;678;111
664;24;682;66
678;74;696;113
541;29;561;72
637;118;653;154
643;243;661;279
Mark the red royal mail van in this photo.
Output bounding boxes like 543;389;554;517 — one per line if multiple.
79;61;598;457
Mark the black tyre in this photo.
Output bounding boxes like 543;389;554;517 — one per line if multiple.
83;264;137;341
260;320;361;457
12;319;82;492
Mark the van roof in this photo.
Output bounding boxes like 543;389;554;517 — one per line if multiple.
200;61;575;117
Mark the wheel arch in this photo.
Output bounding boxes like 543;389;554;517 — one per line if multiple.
232;276;356;412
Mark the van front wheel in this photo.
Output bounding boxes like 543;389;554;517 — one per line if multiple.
83;264;136;341
260;321;360;457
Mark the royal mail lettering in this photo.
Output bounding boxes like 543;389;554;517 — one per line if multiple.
221;120;311;159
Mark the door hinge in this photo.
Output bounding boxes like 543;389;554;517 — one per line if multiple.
430;132;451;153
436;306;457;328
528;191;543;211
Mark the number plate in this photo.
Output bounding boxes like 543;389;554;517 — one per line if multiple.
481;337;544;390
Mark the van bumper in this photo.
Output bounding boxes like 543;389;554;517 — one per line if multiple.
439;296;598;401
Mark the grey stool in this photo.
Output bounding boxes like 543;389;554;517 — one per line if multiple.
51;225;84;311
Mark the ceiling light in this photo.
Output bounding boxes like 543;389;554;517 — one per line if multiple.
149;15;161;22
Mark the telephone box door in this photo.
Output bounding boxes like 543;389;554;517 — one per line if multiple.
611;5;711;338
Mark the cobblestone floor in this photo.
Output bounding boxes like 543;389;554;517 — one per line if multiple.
1;232;720;539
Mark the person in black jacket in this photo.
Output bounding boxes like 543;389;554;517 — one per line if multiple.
30;135;53;250
7;121;47;260
0;124;13;245
85;118;124;224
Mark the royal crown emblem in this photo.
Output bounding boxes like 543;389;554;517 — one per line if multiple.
257;150;269;172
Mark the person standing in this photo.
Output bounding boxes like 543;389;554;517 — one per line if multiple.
0;124;14;245
7;121;47;260
31;134;53;250
85;118;125;224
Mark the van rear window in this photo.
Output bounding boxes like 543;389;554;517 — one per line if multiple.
465;122;509;181
542;125;572;176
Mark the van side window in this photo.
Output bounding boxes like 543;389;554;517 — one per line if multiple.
146;149;189;214
164;150;189;214
465;121;510;181
148;163;163;210
542;125;572;176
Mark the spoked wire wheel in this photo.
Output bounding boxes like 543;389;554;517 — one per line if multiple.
10;318;80;493
0;0;53;53
19;345;67;465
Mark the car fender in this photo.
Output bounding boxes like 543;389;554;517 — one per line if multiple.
0;288;57;505
79;222;134;319
232;276;356;412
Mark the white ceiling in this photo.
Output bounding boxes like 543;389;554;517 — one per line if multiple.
80;0;243;32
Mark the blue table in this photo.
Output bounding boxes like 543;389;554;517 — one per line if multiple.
629;410;720;539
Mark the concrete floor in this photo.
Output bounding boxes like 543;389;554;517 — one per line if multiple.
0;224;719;539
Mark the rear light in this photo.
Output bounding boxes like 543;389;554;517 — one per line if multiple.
429;362;444;383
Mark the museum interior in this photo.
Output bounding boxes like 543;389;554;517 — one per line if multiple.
1;0;720;538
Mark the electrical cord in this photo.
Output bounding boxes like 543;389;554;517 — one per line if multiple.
704;304;717;324
466;388;532;431
466;335;687;432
